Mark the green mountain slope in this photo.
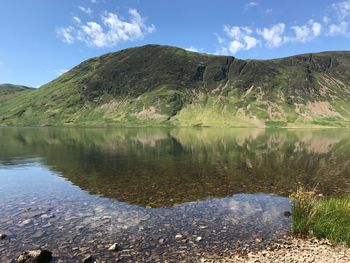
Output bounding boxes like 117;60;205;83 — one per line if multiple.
0;83;33;97
1;45;350;127
0;84;34;109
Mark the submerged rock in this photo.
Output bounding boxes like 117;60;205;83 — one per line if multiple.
283;211;292;217
108;243;119;251
195;236;203;242
17;249;52;263
175;234;183;240
83;255;98;263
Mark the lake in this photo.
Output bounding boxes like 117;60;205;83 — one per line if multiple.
1;127;350;262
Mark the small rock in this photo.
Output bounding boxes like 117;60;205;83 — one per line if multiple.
25;211;44;218
195;236;202;242
17;249;52;263
0;233;7;239
20;219;32;226
108;243;119;251
175;234;183;240
40;214;55;219
83;255;96;263
283;211;292;217
158;238;165;244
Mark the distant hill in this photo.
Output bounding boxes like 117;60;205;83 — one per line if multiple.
0;45;350;127
0;84;34;106
0;83;33;93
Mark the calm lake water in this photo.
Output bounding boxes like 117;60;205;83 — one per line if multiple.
1;127;350;262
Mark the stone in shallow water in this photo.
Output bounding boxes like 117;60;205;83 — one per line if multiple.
17;249;52;263
283;211;292;217
175;234;183;240
83;255;98;263
195;236;203;242
108;243;119;251
20;219;32;226
0;233;7;239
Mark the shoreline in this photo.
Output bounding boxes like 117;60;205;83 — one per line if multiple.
6;236;350;262
203;237;350;263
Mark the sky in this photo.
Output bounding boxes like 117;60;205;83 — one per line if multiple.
0;0;350;88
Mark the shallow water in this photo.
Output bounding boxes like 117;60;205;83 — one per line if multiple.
0;127;350;262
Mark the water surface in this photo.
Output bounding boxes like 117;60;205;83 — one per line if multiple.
1;127;350;261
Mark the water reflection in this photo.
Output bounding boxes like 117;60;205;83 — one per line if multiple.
0;166;290;262
0;127;350;207
1;127;350;261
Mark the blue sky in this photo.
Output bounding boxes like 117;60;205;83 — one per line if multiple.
0;0;350;87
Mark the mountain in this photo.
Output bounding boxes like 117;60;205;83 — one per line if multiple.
0;84;33;105
0;83;33;95
0;45;350;127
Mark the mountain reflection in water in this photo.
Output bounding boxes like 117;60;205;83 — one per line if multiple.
0;127;350;207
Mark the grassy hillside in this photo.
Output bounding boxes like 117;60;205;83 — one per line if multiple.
0;84;34;116
0;83;33;98
1;45;350;127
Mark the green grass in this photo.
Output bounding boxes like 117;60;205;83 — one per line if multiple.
1;45;350;127
291;188;350;246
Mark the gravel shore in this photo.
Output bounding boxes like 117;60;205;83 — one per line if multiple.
203;237;350;263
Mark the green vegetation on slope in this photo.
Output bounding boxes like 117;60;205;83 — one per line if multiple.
0;83;33;102
1;45;350;127
291;188;350;246
0;83;33;92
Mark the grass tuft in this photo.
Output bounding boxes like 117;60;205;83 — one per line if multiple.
291;187;350;246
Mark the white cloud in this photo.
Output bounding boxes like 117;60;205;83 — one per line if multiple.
79;6;92;15
220;25;260;54
244;35;259;49
218;21;326;54
256;23;285;47
91;0;97;3
325;0;350;36
313;22;323;36
328;21;349;36
215;33;225;44
57;8;155;47
323;16;330;24
185;46;199;52
332;0;350;20
245;1;259;9
215;0;350;54
73;16;81;23
56;26;75;44
287;20;322;43
263;8;273;15
81;22;106;47
54;69;68;76
228;40;245;54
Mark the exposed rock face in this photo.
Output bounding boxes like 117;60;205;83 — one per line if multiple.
17;249;52;263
